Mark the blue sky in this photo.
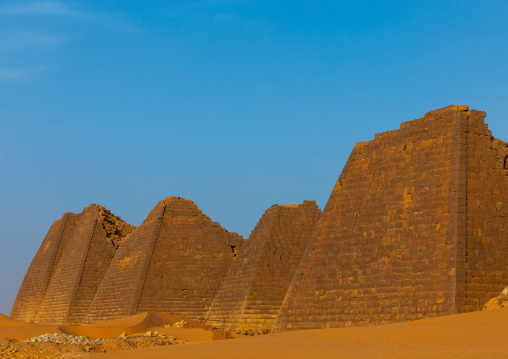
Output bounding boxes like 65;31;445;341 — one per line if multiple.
1;0;507;315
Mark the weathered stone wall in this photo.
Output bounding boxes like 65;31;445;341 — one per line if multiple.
10;213;81;322
31;205;133;325
463;111;508;311
275;105;474;331
205;208;273;330
135;198;244;320
84;197;244;324
83;203;165;324
206;201;321;331
67;219;122;325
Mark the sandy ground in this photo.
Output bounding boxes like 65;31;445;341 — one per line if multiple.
0;312;224;358
0;312;217;343
60;312;214;340
95;308;508;359
0;315;63;341
1;308;507;358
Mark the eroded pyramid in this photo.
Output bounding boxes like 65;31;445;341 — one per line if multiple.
275;105;508;331
11;205;134;325
84;197;244;324
10;212;81;323
205;200;321;332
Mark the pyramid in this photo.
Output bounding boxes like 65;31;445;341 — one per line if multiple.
10;212;81;323
83;197;244;324
11;205;133;325
205;201;321;332
275;105;508;331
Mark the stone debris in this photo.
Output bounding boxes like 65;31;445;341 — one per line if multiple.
484;287;508;310
24;333;101;345
232;328;271;336
0;331;191;358
23;332;187;345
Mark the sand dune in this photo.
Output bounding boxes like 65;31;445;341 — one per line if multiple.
0;311;216;344
60;311;216;342
95;308;508;358
0;315;62;341
60;312;185;339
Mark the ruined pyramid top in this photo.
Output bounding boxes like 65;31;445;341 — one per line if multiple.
86;204;135;246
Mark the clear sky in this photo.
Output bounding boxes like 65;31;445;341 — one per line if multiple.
1;0;507;315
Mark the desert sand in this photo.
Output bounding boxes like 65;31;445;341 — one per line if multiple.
94;308;508;358
0;315;62;341
1;307;508;357
0;311;214;342
0;311;223;358
60;311;217;342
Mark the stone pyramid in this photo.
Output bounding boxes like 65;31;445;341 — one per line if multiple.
275;105;508;331
10;212;81;323
11;205;133;325
83;197;244;324
205;200;321;332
